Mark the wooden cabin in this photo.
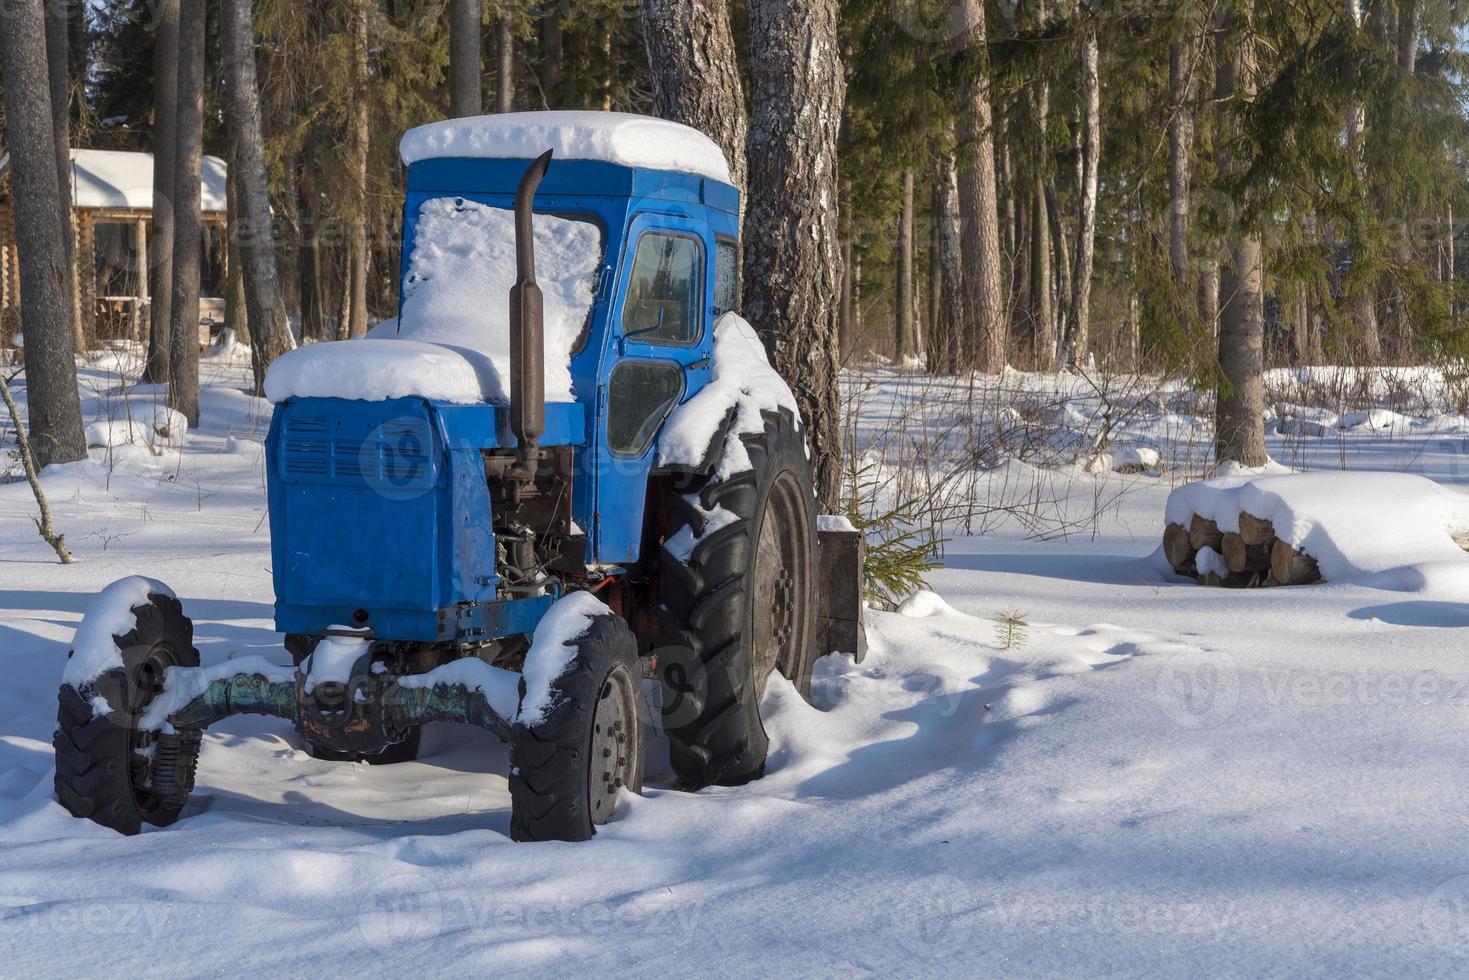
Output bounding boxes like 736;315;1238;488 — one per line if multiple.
0;149;228;347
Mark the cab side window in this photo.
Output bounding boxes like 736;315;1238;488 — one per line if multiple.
714;239;739;317
622;232;702;344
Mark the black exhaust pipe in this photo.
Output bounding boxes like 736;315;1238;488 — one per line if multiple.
509;149;552;484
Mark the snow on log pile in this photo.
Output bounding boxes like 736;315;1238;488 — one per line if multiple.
1162;471;1469;586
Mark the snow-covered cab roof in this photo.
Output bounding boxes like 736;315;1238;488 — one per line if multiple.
398;111;733;185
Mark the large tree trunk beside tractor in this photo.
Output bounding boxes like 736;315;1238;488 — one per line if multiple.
53;113;865;841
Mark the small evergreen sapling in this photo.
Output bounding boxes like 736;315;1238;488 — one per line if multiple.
994;610;1028;651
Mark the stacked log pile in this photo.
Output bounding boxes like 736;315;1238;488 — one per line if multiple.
1164;511;1322;587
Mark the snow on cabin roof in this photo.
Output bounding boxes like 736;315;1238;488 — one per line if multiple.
398;111;733;185
1;149;228;213
71;149;228;212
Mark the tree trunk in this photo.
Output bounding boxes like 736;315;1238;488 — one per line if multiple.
347;0;371;337
1213;0;1267;467
932;143;964;375
1029;177;1054;370
840;182;854;360
450;0;483;117
168;0;205;427
1292;283;1309;364
496;5;515;113
1168;37;1192;301
638;0;749;194
0;0;86;466
1388;0;1418;361
223;0;296;395
225;155;249;343
1065;20;1099;371
955;0;1005;373
1048;182;1071;365
539;4;563;107
44;4;82;354
927;169;942;372
145;0;179;385
1198;261;1220;339
744;0;845;509
1342;0;1380;361
298;180;326;343
1397;0;1417;73
895;169;915;363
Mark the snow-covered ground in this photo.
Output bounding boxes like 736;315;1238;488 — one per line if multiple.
5;350;1469;975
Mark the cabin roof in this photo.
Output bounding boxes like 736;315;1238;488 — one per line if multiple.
0;148;227;213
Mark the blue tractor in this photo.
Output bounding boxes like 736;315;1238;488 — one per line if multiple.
53;113;864;841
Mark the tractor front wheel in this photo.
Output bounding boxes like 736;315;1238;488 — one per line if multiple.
508;611;644;842
54;590;203;835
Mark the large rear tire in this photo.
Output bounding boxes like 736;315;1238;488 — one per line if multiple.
509;612;644;842
54;592;203;835
657;407;817;790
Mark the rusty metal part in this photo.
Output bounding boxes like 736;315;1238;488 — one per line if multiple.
162;668;514;751
817;526;867;664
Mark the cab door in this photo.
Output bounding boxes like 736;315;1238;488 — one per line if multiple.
592;210;714;564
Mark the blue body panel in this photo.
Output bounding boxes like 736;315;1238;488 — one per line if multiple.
268;153;740;643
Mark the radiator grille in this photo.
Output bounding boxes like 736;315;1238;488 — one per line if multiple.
281;414;434;490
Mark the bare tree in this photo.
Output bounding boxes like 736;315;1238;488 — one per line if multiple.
1214;0;1266;466
0;372;73;562
743;0;845;508
1064;13;1099;369
954;0;1005;373
222;0;295;395
145;0;179;385
450;0;483;117
0;0;86;466
168;0;205;427
638;0;749;193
